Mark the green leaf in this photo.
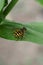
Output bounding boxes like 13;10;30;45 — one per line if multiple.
36;0;43;5
0;20;43;44
0;0;5;11
3;0;18;18
4;0;8;7
0;19;24;40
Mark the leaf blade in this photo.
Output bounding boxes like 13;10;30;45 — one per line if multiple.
0;0;5;11
0;20;43;44
36;0;43;5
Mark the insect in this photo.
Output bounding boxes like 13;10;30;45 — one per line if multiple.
14;27;27;39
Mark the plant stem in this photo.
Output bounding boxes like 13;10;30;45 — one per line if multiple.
3;0;18;18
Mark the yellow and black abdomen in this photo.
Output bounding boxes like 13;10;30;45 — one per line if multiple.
14;27;26;39
14;29;24;38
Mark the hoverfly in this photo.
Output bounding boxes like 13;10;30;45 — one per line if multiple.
14;27;26;39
